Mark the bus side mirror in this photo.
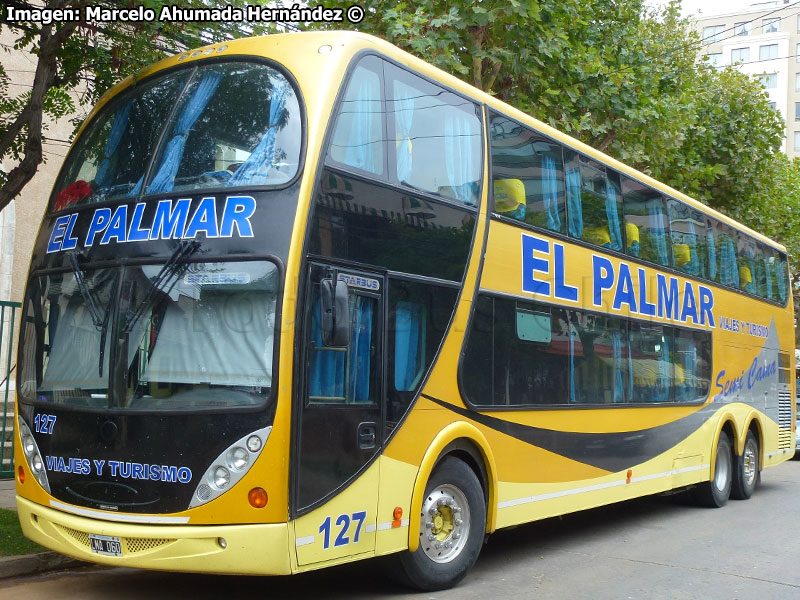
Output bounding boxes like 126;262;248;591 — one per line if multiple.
320;275;350;347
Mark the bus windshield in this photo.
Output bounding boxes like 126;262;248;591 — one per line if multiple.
19;259;279;410
52;61;301;210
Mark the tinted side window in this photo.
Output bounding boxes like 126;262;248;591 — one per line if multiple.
489;114;566;233
715;222;740;288
667;200;708;278
327;55;385;176
565;151;624;252
387;280;458;424
629;323;673;403
387;64;482;206
622;177;670;267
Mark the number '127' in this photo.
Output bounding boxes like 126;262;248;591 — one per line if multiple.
319;511;367;549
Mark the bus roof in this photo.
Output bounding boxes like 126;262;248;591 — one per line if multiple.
84;30;786;254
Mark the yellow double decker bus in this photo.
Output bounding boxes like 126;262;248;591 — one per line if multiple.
14;31;794;590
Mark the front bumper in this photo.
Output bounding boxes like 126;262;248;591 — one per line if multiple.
16;496;292;575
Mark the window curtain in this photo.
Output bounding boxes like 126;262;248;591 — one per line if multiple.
309;295;345;398
776;258;788;302
349;297;373;403
394;301;424;391
605;183;623;251
566;167;583;238
568;316;577;403
227;82;290;186
707;228;717;281
344;69;381;173
611;329;624;403
684;221;700;276
542;155;561;232
649;202;669;265
94;99;133;188
394;81;415;184
764;257;773;299
146;71;222;194
719;236;739;287
444;111;476;205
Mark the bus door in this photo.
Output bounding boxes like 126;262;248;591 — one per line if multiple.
294;263;384;565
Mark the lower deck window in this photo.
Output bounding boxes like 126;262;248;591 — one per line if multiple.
461;294;711;407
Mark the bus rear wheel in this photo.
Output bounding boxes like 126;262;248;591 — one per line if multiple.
731;430;760;500
694;430;732;508
396;456;486;591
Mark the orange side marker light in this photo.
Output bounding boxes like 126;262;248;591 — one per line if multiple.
392;506;403;528
18;465;25;484
626;469;633;484
248;487;268;508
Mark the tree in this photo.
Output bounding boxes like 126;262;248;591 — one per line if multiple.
0;0;273;214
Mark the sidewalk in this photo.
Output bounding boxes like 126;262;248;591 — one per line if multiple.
0;478;86;579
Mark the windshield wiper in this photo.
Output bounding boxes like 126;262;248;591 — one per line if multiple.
68;252;114;377
122;239;201;334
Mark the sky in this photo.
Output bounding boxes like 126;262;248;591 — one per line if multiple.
647;0;786;17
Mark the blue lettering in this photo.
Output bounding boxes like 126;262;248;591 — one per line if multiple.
118;461;132;478
177;467;192;483
681;282;698;324
108;460;119;476
127;203;150;242
85;208;112;247
93;459;105;476
699;285;715;327
184;197;219;239
131;462;144;480
592;255;614;307
220;195;256;237
521;234;551;296
657;274;679;320
637;268;656;316
47;215;71;253
150;198;191;240
553;243;578;301
612;263;637;312
161;465;177;483
149;464;161;481
62;213;80;250
100;205;128;245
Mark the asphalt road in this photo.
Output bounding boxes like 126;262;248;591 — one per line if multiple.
2;459;799;600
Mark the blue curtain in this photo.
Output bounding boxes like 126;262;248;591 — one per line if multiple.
147;71;222;194
308;296;345;399
349;297;373;403
566;167;583;238
444;111;476;205
776;257;788;302
649;202;669;266
95;99;133;188
228;82;290;186
394;81;415;183
719;236;739;287
394;302;424;391
605;184;623;251
765;257;774;299
684;221;700;276
344;69;380;173
542;155;561;232
707;228;717;281
611;329;624;403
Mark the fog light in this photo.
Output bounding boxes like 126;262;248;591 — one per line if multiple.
217;537;227;549
248;487;268;508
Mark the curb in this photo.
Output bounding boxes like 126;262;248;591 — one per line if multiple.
0;551;87;579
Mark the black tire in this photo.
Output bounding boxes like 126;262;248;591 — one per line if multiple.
395;457;486;591
731;430;760;500
694;430;733;508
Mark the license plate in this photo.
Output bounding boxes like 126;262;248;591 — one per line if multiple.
89;534;123;557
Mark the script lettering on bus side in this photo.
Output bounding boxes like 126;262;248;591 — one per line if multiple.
521;232;716;328
47;195;256;253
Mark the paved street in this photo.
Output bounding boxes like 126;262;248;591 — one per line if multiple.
2;459;799;599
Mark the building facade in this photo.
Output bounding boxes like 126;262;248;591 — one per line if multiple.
694;1;800;157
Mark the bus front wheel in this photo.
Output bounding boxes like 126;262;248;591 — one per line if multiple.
695;430;733;508
396;457;486;591
731;430;760;500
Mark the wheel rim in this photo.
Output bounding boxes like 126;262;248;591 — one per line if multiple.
743;441;757;487
714;441;731;491
420;483;471;564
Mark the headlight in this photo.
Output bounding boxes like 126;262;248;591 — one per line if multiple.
17;417;50;493
189;426;271;509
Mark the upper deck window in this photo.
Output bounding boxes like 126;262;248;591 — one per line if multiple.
52;61;301;211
